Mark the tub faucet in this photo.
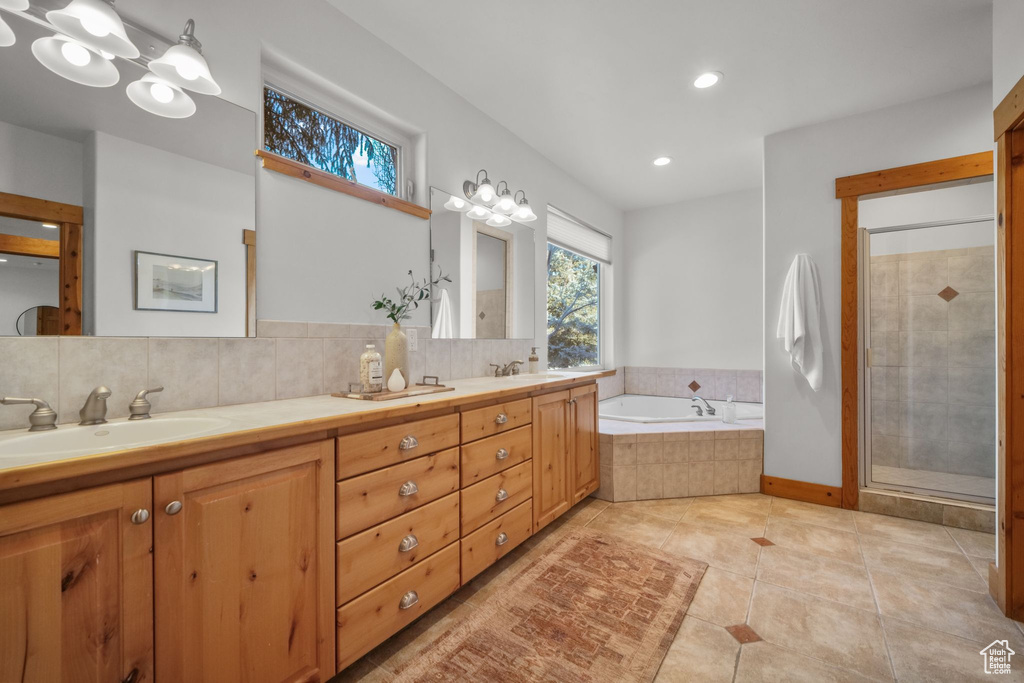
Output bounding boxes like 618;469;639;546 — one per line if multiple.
691;395;716;416
79;386;111;426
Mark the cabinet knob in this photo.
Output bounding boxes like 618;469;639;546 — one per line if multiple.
495;532;509;546
398;534;419;552
122;667;140;683
165;500;182;515
494;413;508;425
129;509;149;525
495;488;509;503
495;447;509;461
399;435;419;450
399;590;419;610
399;481;419;497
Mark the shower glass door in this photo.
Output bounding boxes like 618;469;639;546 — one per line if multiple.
864;219;996;504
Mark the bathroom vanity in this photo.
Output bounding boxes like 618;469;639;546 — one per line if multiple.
0;371;606;682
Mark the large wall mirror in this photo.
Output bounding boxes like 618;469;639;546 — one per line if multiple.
0;6;255;337
429;187;535;339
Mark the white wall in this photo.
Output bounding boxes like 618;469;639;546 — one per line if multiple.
859;180;994;229
623;187;763;370
0;265;58;336
88;132;251;337
763;82;992;487
993;0;1024;107
0;120;82;206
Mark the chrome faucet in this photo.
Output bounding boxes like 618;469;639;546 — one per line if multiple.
691;395;716;416
490;360;524;377
79;386;111;426
1;397;57;431
128;386;164;420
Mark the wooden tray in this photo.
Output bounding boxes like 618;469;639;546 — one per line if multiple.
332;384;455;401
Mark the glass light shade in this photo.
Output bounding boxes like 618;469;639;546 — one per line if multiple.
149;43;221;95
486;213;512;228
443;195;470;212
0;0;30;9
32;34;119;87
47;0;139;59
494;191;516;215
127;74;196;118
471;181;496;206
466;205;491;221
0;14;14;47
514;201;537;222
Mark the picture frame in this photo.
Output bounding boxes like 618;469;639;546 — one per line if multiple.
133;250;218;313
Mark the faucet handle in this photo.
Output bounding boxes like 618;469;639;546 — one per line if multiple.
1;397;58;432
128;387;164;421
489;363;502;377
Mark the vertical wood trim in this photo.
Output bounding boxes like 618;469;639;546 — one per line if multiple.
58;222;83;335
1008;126;1024;619
840;196;859;510
243;229;256;337
996;133;1010;612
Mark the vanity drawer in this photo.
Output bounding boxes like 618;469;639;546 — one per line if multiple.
461;425;533;485
460;500;533;583
336;542;460;671
336;448;459;539
460;398;531;443
336;413;460;479
336;493;460;605
460;460;532;534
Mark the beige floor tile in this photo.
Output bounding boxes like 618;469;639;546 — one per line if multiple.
561;497;611;526
967;554;992;581
882;617;998;682
654;617;739;682
853;512;960;551
756;546;876;612
612;497;693;521
683;498;770;536
687;566;754;627
769;498;857;532
859;534;988;592
764;518;863;565
333;658;393;682
701;493;775;514
662;521;761;578
367;598;476;673
734;641;878;682
585;506;678;548
747;582;893;681
948;527;996;559
870;569;1024;649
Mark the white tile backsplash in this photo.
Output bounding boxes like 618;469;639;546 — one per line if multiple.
620;366;763;402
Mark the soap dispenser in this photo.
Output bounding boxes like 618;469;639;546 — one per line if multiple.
723;395;737;424
528;347;539;374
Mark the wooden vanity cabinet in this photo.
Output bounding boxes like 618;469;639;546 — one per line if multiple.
532;390;573;531
154;440;335;683
0;479;154;683
571;383;600;503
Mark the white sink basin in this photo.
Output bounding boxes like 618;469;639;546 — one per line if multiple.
0;416;236;466
509;372;567;380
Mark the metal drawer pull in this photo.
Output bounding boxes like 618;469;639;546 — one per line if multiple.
399;481;419;497
399;435;419;450
399;590;419;610
495;447;509;460
494;413;508;425
130;509;149;525
165;500;182;516
495;488;509;502
398;535;419;552
495;532;509;546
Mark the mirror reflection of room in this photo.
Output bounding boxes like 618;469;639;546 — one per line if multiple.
0;216;59;335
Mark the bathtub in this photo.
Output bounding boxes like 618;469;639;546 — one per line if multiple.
599;394;764;423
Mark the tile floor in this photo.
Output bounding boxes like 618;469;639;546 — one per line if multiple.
872;464;994;501
333;494;1020;682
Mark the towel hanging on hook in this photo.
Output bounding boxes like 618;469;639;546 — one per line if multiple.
777;254;823;391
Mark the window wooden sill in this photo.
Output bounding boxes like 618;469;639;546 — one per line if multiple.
254;149;430;220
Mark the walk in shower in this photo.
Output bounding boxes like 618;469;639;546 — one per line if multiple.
862;180;996;504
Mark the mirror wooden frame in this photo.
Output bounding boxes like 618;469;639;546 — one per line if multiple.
0;191;83;335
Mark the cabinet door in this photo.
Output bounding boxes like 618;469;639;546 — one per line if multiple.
154;440;335;683
0;480;153;683
532;390;572;531
571;383;600;503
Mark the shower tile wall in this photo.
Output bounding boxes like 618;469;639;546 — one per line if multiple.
869;246;995;481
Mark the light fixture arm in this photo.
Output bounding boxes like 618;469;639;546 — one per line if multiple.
177;18;202;53
463;168;492;200
496;180;509;195
514;190;527;204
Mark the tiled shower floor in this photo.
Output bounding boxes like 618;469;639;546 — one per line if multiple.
872;464;994;500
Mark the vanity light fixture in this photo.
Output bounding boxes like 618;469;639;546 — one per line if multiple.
127;73;196;118
0;15;14;47
493;181;517;215
693;71;722;89
463;169;496;206
466;205;491;221
148;19;221;95
512;190;537;222
46;0;139;59
32;33;119;87
486;213;512;228
443;194;471;212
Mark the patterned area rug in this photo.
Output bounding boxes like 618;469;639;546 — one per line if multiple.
392;527;706;682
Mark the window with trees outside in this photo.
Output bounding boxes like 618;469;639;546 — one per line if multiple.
263;85;399;196
547;243;601;369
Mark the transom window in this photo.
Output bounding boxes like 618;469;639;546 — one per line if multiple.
263;85;399;196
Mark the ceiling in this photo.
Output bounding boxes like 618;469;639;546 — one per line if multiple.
333;0;992;211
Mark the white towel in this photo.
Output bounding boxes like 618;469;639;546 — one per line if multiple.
776;254;824;391
431;289;454;339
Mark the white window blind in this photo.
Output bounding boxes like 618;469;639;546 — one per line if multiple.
547;206;612;263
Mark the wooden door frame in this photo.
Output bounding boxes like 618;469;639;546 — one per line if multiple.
833;151;994;511
0;191;84;335
993;72;1024;619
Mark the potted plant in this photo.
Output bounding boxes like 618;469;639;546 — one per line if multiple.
372;267;450;390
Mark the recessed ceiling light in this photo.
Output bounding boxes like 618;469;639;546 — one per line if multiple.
41;222;59;229
694;71;722;89
0;258;7;263
653;156;672;166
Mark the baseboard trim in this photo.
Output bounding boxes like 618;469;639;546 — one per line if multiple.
761;475;842;508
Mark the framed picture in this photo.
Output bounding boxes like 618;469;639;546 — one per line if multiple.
134;250;218;313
